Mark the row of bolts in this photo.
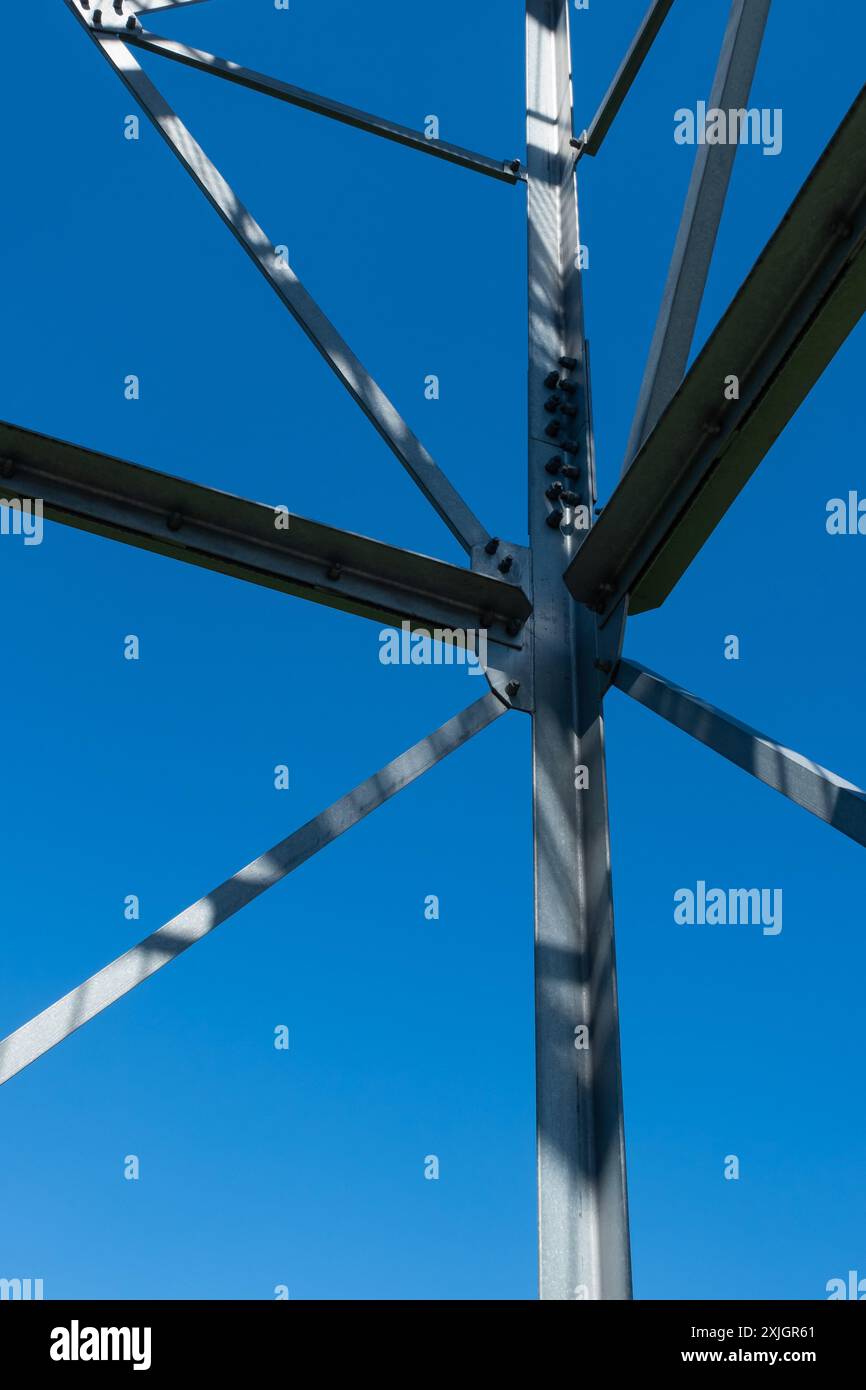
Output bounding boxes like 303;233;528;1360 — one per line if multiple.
79;1;139;30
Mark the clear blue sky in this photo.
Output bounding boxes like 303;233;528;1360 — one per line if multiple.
1;0;863;1300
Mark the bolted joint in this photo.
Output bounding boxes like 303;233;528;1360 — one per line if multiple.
484;537;500;555
561;464;580;480
544;456;562;475
505;618;522;638
561;404;578;418
544;420;562;439
327;561;342;581
546;507;564;530
559;379;577;395
544;395;561;413
560;439;579;455
498;555;513;574
559;355;577;371
166;512;183;532
560;489;580;507
591;581;614;612
505;680;521;698
543;371;560;390
545;482;563;501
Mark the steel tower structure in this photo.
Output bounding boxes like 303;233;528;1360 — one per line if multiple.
1;0;865;1299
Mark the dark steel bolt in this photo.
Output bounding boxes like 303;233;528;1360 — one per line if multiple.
126;14;137;27
593;583;613;609
544;456;562;475
113;0;123;12
545;420;562;438
327;562;342;581
505;681;521;698
166;512;183;532
80;0;90;8
546;482;563;501
559;379;577;395
561;439;579;455
560;489;580;507
544;395;561;413
498;555;513;574
93;9;102;24
508;159;521;174
561;464;580;480
544;370;560;390
546;507;564;529
561;404;577;418
506;619;522;637
559;355;577;371
484;537;500;555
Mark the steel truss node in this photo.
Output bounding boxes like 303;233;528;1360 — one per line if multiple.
2;0;864;1300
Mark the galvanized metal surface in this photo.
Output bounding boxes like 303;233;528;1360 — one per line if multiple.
118;27;524;183
566;82;866;620
64;8;489;556
0;420;530;648
622;0;772;469
1;0;862;1302
615;660;866;848
0;693;506;1089
577;0;677;158
526;0;631;1302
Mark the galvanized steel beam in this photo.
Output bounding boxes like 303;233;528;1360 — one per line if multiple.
116;27;525;184
0;420;530;646
565;83;866;620
615;659;866;849
64;5;491;556
622;0;771;469
0;693;508;1089
575;0;677;158
526;0;631;1302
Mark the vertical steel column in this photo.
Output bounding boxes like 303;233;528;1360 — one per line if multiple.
526;0;632;1300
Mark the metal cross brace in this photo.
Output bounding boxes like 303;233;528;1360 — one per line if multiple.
2;0;865;1300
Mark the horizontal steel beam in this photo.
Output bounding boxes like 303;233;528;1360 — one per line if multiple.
0;692;507;1088
574;0;676;158
614;659;866;848
114;26;524;184
64;10;490;557
565;83;866;620
0;420;531;645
